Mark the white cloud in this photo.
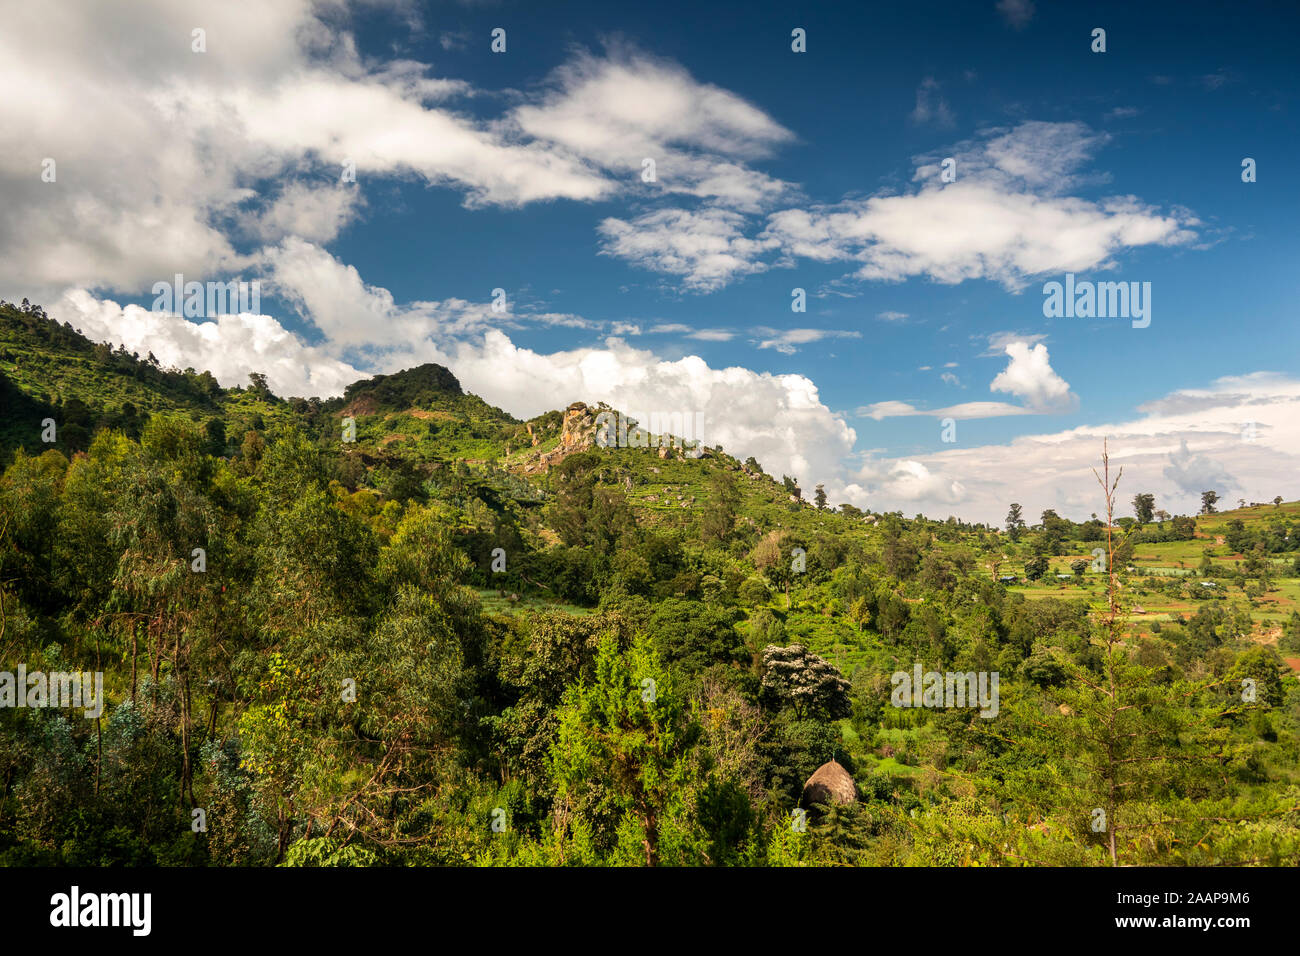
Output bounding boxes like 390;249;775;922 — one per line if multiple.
249;184;362;244
761;122;1196;289
843;373;1300;522
1164;439;1235;496
689;329;737;342
989;340;1077;412
860;337;1073;419
753;328;861;355
416;333;859;491
3;6;810;303
857;400;1032;421
262;238;597;352
649;324;738;342
54;288;362;398
512;47;794;211
597;208;779;292
0;0;634;302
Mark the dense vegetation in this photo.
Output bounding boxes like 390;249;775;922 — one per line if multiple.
2;298;1297;866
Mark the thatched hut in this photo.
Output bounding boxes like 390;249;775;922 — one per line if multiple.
801;759;857;807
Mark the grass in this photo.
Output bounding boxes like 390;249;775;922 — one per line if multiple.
475;589;593;618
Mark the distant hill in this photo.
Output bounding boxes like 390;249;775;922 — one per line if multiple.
335;363;465;411
0;299;227;457
0;297;831;535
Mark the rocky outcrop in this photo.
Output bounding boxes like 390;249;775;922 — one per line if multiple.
514;401;711;475
519;402;598;474
560;402;598;452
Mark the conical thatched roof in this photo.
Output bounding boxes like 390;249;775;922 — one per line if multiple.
802;759;857;807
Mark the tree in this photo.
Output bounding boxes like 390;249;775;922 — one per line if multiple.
1132;492;1155;525
1200;490;1219;514
849;595;872;633
1273;496;1283;507
549;634;705;866
1024;555;1050;581
759;644;851;721
1006;503;1025;541
700;469;739;543
974;441;1279;867
813;484;827;510
548;452;635;553
247;371;274;400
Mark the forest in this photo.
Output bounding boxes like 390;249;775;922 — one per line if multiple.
2;298;1297;867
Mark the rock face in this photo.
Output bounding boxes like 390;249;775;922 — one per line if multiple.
801;759;857;808
560;402;597;452
515;401;710;475
520;402;598;474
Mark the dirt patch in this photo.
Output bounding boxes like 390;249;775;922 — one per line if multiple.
340;394;379;417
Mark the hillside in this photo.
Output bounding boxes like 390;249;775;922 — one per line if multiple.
1;297;1298;868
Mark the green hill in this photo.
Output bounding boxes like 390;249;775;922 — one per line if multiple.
2;296;1298;869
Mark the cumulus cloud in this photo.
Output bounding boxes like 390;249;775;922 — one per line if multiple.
2;4;809;304
1163;439;1236;496
760;121;1196;290
261;238;597;354
989;340;1077;412
0;0;640;301
851;458;967;506
859;337;1074;420
54;289;362;398
841;373;1300;522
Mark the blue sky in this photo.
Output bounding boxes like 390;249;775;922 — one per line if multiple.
5;0;1299;521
